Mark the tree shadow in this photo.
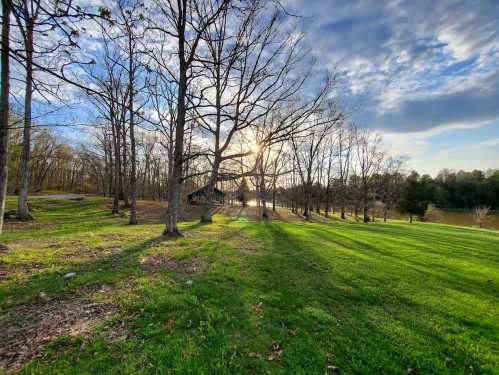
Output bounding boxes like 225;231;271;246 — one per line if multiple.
245;221;496;374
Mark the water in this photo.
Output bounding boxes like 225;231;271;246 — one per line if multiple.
389;209;499;230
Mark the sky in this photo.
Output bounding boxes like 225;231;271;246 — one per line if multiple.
22;0;499;177
285;0;499;176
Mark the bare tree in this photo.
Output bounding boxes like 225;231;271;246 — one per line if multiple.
81;22;131;214
10;0;38;219
355;128;383;223
336;123;355;219
379;156;403;222
291;104;341;219
149;0;230;236
114;0;148;225
194;1;317;223
474;206;490;228
0;0;12;233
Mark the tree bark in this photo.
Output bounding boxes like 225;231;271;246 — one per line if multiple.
272;179;276;212
0;0;11;234
340;201;346;220
164;59;186;236
200;159;219;223
363;182;369;223
128;33;137;225
121;125;130;208
17;18;34;220
111;108;120;214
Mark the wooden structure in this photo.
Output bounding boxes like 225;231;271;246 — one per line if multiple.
187;186;225;205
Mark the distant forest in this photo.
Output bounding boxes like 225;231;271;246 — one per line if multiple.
408;169;499;210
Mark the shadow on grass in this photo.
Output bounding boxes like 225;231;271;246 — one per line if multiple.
248;221;496;374
0;234;169;310
5;218;498;374
302;224;499;300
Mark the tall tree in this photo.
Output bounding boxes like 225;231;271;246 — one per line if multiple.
0;0;12;233
356;128;383;223
397;171;429;223
151;0;230;236
11;0;39;219
291;105;340;219
195;1;315;223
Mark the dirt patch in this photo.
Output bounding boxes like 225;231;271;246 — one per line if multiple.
136;200;214;224
2;220;56;232
0;261;45;281
140;252;203;273
0;263;25;280
134;200;166;224
217;227;262;253
235;240;261;253
99;233;126;241
0;298;115;372
0;244;9;253
218;206;303;222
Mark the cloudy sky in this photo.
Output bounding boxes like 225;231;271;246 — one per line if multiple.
285;0;499;175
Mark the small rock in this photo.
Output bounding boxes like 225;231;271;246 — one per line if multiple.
186;280;193;286
64;272;76;279
327;365;341;373
38;292;49;301
407;368;415;374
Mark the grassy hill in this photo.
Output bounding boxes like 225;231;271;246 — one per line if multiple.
1;197;498;374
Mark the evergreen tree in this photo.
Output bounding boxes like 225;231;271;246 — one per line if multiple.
397;171;429;223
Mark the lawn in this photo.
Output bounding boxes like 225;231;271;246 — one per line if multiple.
0;197;498;374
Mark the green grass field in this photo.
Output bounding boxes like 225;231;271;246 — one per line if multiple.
1;197;498;374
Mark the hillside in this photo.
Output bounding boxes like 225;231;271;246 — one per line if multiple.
1;197;498;374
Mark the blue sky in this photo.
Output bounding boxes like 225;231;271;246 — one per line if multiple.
286;0;499;175
23;0;499;176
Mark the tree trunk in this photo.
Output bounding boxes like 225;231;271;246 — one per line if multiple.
409;213;413;223
121;125;130;208
324;184;330;218
200;160;219;223
164;56;187;237
272;179;276;212
0;0;11;234
128;36;137;225
17;19;34;220
260;163;268;219
363;204;369;223
111;113;120;214
261;194;268;218
363;183;369;223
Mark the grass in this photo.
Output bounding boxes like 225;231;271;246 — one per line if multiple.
1;197;498;374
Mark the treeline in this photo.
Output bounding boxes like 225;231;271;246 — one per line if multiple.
6;126;205;202
6;124;499;225
425;170;499;210
7;128;104;194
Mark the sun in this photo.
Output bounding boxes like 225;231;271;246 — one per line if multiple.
251;143;260;154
